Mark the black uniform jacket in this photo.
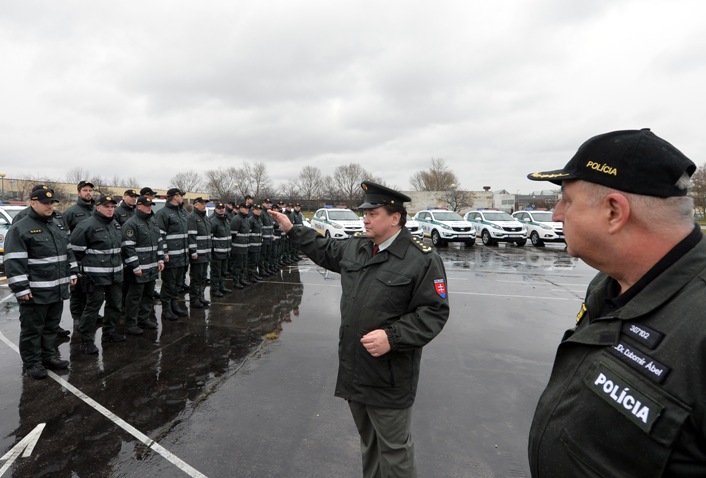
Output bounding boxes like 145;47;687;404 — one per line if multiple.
70;210;123;286
529;226;706;477
5;209;78;303
290;226;449;409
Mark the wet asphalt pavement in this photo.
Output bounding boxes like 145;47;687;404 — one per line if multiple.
0;241;597;478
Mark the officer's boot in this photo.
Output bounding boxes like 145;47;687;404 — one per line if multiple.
171;300;188;317
161;302;179;321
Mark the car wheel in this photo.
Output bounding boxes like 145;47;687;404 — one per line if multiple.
481;230;496;246
530;231;544;247
325;230;331;238
515;238;527;246
431;230;446;247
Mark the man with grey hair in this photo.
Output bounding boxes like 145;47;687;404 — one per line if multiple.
526;129;706;477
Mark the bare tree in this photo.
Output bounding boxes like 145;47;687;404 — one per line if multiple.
66;167;91;186
333;163;371;201
170;170;204;193
690;164;706;216
250;162;273;199
442;189;473;213
298;166;324;200
409;158;459;191
204;167;239;203
281;181;300;202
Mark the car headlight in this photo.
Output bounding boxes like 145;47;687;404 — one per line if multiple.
539;223;553;230
491;223;503;230
439;223;452;230
332;223;343;229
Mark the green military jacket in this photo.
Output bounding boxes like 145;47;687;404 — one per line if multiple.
259;208;274;244
121;209;164;283
529;227;706;477
155;202;189;268
70;210;123;285
248;214;263;252
5;208;78;303
290;226;449;409
187;208;212;264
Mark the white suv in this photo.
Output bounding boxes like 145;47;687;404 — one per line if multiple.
311;208;364;239
512;210;564;247
464;210;527;246
0;205;27;258
413;209;475;246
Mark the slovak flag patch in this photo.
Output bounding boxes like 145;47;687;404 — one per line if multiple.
434;279;447;298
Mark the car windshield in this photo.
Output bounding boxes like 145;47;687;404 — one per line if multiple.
531;212;554;222
433;211;463;221
3;208;23;219
328;210;360;221
483;212;514;221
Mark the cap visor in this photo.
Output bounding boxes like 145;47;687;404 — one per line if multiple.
526;169;575;185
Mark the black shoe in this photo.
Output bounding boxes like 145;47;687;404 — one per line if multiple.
212;291;225;297
57;327;71;338
221;287;232;293
190;300;204;309
23;364;48;379
81;341;99;354
249;276;259;283
252;274;263;281
126;325;144;336
43;357;69;370
171;301;188;317
241;279;252;286
101;332;126;343
161;310;179;321
139;320;158;329
201;299;211;306
234;282;245;289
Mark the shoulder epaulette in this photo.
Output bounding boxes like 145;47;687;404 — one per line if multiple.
411;236;433;253
353;232;367;238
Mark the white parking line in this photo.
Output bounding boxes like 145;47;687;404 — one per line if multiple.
0;331;208;478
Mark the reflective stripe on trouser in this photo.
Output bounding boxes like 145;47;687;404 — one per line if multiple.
189;262;208;302
19;301;64;367
348;402;416;478
210;259;227;292
160;266;186;311
124;280;156;326
78;283;123;341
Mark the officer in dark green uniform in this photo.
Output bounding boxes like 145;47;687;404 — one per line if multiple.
121;196;164;335
269;182;450;478
259;199;275;276
209;202;232;297
187;197;212;308
526;129;706;477
246;204;263;282
70;195;126;353
5;188;78;379
230;203;251;289
155;188;189;320
115;189;137;226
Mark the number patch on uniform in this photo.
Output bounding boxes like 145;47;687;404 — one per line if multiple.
434;279;447;298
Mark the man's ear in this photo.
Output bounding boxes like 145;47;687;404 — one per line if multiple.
604;192;630;234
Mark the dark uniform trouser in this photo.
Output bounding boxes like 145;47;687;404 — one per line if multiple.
69;279;88;319
260;242;271;271
348;402;416;478
124;279;156;326
189;262;208;302
210;258;227;292
19;301;63;367
231;253;247;283
247;250;260;277
161;266;186;311
78;283;122;341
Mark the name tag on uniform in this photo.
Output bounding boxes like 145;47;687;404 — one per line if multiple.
608;341;670;384
585;362;663;433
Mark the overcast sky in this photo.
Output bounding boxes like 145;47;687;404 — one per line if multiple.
1;0;705;195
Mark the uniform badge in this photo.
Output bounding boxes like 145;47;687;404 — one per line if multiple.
126;229;135;238
434;279;447;298
576;303;587;324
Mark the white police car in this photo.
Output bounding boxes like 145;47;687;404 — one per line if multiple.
0;205;26;259
405;218;423;238
413;209;476;246
464;210;527;246
311;208;364;239
512;210;564;247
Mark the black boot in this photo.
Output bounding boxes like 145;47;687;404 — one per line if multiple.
171;300;188;317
